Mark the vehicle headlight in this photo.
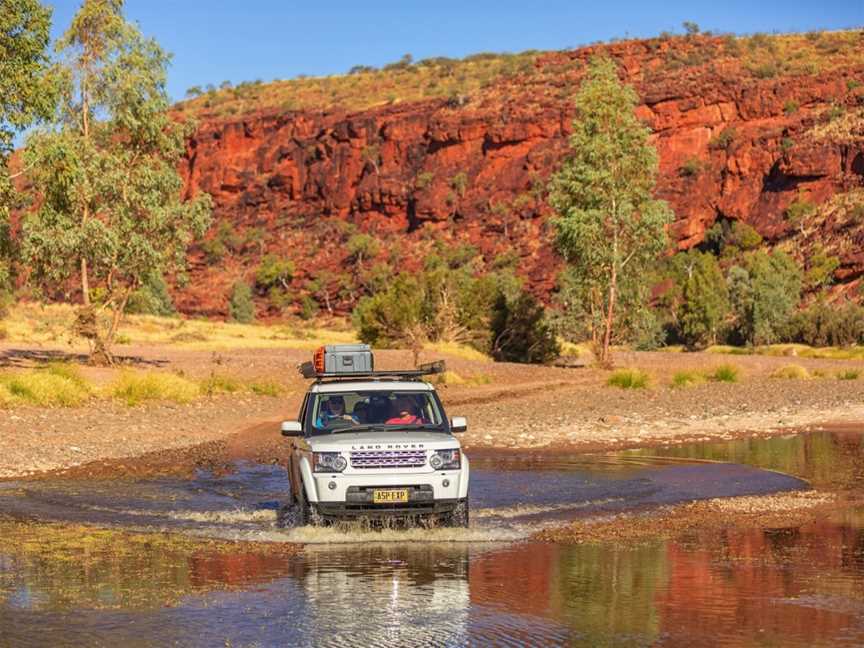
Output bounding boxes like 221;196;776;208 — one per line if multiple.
313;452;347;473
430;449;460;470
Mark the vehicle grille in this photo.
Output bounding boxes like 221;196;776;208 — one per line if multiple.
350;450;427;469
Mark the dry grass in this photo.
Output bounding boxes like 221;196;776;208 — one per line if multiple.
837;369;860;380
169;30;863;123
708;342;864;361
1;302;356;352
109;371;201;406
0;365;93;407
422;341;491;363
174;51;540;118
435;370;492;387
670;370;706;388
708;364;740;383
607;368;651;389
770;364;812;379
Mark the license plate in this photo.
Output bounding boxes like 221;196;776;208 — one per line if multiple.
372;489;409;503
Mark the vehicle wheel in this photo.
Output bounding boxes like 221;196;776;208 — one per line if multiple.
297;489;324;527
444;498;469;528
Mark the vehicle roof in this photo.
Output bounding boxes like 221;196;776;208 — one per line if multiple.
310;380;434;393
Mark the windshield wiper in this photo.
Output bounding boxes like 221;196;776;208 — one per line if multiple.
328;424;387;434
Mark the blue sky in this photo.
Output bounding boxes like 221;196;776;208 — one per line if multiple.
46;0;863;102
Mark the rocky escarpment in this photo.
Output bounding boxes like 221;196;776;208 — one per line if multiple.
178;34;864;317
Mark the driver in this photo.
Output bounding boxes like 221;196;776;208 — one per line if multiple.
316;395;358;427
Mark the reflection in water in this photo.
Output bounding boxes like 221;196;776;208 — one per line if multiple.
0;430;863;646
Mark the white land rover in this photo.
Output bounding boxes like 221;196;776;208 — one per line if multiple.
280;345;470;527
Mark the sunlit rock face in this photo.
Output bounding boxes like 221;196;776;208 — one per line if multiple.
175;35;864;317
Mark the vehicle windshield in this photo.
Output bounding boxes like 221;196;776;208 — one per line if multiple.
309;390;444;435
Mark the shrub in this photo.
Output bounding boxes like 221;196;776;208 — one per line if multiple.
298;295;319;320
671;370;705;388
249;380;284;397
837;369;860;380
728;251;802;346
346;234;380;264
677;251;730;348
415;171;434;189
789;300;864;347
709;127;736;150
709;364;740;382
450;171;469;197
771;364;811;379
679;157;703;177
110;371;200;406
126;272;176;316
200;373;243;396
785;196;817;227
228;282;255;323
255;255;294;290
607;368;650;389
489;291;560;364
0;367;92;407
783;100;800;115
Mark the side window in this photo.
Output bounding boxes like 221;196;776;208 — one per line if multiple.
297;395;308;425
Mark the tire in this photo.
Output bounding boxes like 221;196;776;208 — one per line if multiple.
297;488;324;527
444;498;469;528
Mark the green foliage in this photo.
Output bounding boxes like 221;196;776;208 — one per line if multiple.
708;127;736;150
125;272;175;316
783;100;800;115
728;251;802;345
450;171;469;197
804;245;839;289
298;295;319;320
671;370;705;388
837;369;860;380
781;137;794;152
254;254;294;290
682;21;700;36
677;251;730;348
679;157;703;177
228;282;255;323
788;299;864;347
489;290;560;364
0;366;92;407
353;273;428;350
415;171;434;189
703;219;762;261
785;195;817;227
346;233;380;264
22;0;212;363
0;0;55;285
607;368;650;389
549;57;672;363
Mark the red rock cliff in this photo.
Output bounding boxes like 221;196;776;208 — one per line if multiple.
177;35;864;317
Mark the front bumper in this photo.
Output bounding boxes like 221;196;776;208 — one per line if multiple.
315;487;464;519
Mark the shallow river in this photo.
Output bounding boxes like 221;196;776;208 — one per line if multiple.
1;430;863;646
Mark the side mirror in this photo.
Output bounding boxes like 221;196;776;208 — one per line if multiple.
281;421;303;437
450;416;467;433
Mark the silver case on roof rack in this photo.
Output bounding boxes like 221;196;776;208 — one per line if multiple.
323;344;374;374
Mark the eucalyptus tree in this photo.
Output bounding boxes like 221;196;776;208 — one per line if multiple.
0;0;55;295
549;57;672;365
23;0;211;363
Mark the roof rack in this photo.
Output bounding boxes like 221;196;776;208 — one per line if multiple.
299;359;446;382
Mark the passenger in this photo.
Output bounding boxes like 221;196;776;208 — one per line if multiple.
353;400;369;424
365;395;390;424
316;395;357;427
386;396;422;425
